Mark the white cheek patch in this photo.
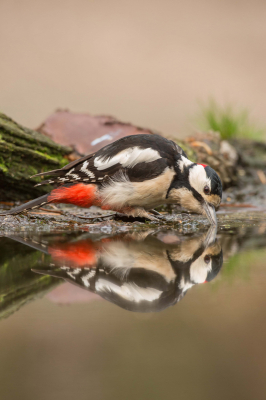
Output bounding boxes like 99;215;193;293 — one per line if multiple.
94;147;161;170
189;257;212;283
80;160;95;179
178;155;193;172
189;165;211;194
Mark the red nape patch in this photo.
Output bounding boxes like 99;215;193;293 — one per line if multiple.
48;183;97;207
49;240;98;267
198;163;207;168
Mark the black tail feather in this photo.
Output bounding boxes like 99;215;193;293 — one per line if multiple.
30;169;62;178
0;194;49;216
34;179;57;187
4;235;50;254
32;269;67;279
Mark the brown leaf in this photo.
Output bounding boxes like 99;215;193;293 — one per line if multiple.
37;110;155;155
190;141;213;155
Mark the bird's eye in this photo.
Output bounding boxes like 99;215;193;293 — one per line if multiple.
203;185;210;195
204;255;211;264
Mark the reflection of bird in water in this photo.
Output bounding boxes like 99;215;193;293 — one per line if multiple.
30;227;223;313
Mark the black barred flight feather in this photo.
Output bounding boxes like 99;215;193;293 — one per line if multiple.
33;263;178;313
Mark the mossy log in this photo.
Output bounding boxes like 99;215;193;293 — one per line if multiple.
0;113;72;201
1;111;265;202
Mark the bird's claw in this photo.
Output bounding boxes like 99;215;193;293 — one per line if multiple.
149;210;168;221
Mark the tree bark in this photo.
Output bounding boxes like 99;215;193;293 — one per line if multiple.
0;113;72;201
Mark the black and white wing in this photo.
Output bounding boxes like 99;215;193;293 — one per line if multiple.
32;134;186;186
33;263;179;313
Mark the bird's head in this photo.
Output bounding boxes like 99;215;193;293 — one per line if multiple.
168;161;222;225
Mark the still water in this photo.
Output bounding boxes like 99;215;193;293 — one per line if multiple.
0;224;266;400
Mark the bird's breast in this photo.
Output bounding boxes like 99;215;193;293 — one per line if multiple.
99;167;175;209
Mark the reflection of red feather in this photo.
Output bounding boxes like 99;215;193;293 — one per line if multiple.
48;183;97;207
47;234;133;268
48;240;99;267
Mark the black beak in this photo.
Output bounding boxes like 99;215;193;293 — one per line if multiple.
203;202;217;226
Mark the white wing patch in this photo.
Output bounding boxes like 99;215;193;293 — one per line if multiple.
94;147;161;170
95;279;162;302
80;160;95;179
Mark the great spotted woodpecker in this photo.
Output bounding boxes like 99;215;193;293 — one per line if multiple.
29;227;223;312
1;134;222;224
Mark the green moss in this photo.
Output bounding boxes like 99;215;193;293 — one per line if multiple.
33;149;62;162
175;140;197;162
0;112;72;155
197;100;264;140
0;112;72;201
167;137;197;162
0;163;8;173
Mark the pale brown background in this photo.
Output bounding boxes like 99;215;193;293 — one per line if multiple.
1;0;266;137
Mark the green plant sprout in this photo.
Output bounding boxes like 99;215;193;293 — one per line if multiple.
197;100;264;140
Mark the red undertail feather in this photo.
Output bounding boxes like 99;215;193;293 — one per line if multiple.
48;184;98;208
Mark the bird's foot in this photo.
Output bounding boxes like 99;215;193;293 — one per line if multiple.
149;209;169;221
149;209;162;216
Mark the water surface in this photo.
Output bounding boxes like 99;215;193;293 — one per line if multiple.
0;223;266;400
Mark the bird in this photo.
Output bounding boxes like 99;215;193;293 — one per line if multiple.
28;227;223;313
0;134;222;224
5;227;222;312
